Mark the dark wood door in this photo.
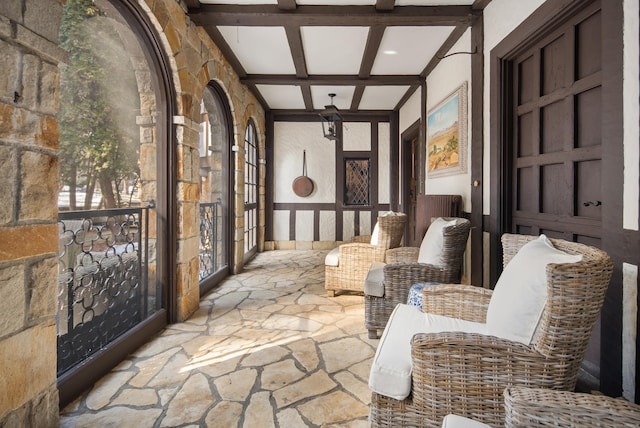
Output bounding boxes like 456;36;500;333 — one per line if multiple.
509;3;602;385
403;135;420;246
511;5;602;246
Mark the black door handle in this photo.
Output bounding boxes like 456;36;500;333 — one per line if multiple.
583;201;602;207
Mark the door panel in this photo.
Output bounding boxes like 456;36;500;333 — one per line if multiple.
510;5;603;385
512;8;603;244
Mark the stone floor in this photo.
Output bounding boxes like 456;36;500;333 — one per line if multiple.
60;250;377;427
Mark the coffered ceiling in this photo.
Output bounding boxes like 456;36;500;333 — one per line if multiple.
187;0;490;114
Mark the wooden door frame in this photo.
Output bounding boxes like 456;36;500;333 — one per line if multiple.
489;0;629;398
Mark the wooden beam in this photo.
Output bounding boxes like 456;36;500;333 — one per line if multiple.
350;86;365;110
184;0;200;9
359;25;386;79
204;26;248;78
472;0;492;10
300;85;313;111
284;26;308;78
189;5;474;27
395;84;420;111
375;0;395;12
277;0;297;11
240;74;421;85
420;23;469;78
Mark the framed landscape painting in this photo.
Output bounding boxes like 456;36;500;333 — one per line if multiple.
427;82;468;177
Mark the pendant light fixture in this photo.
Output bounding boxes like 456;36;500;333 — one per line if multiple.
319;93;342;141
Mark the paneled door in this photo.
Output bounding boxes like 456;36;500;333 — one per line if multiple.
508;2;603;384
511;4;602;247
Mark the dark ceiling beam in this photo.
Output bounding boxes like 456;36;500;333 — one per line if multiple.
241;74;420;85
420;23;470;78
394;23;469;112
472;0;492;10
271;110;392;120
277;0;297;11
204;26;248;78
189;5;474;27
350;86;365;111
284;26;308;78
395;83;420;111
359;25;386;79
184;0;200;9
300;85;314;111
247;84;271;111
375;0;395;12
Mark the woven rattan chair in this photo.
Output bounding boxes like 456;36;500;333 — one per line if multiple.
325;213;406;296
370;234;613;427
364;218;471;338
504;386;640;427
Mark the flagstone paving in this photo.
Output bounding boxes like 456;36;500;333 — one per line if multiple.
60;250;377;427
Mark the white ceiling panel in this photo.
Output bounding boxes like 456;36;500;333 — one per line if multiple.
359;86;409;110
256;85;306;109
371;26;455;75
217;26;296;74
301;26;369;74
310;86;356;110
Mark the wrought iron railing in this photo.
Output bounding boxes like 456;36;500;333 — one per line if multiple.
57;206;152;376
199;200;222;281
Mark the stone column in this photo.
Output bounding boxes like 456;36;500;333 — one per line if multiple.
0;0;64;426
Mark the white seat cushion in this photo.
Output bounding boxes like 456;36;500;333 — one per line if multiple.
417;217;457;266
364;262;385;297
369;304;487;400
325;247;340;267
442;414;492;428
486;235;582;344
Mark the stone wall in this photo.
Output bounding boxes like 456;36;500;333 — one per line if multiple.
0;0;63;425
142;0;265;320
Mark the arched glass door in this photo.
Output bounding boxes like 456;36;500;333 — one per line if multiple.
56;0;173;405
244;121;258;260
199;83;233;294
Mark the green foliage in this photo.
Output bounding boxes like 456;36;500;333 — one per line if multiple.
58;0;141;209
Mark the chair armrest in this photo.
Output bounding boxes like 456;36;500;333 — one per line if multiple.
385;247;419;263
422;284;492;322
351;235;371;243
408;331;551;426
504;387;640;427
380;262;452;306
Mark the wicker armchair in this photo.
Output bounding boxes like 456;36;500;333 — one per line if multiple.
504;386;640;427
365;218;471;338
325;213;406;296
370;234;613;427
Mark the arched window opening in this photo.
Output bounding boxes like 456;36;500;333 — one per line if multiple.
199;83;233;294
56;0;171;405
244;121;258;259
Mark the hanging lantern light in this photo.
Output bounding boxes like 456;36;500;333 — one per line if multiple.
319;93;342;141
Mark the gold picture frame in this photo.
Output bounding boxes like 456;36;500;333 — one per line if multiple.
427;81;468;177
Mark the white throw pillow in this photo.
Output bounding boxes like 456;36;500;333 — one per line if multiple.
370;211;395;245
486;235;582;344
417;217;456;266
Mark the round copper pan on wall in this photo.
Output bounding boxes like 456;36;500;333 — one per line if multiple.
292;150;314;197
292;175;314;197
